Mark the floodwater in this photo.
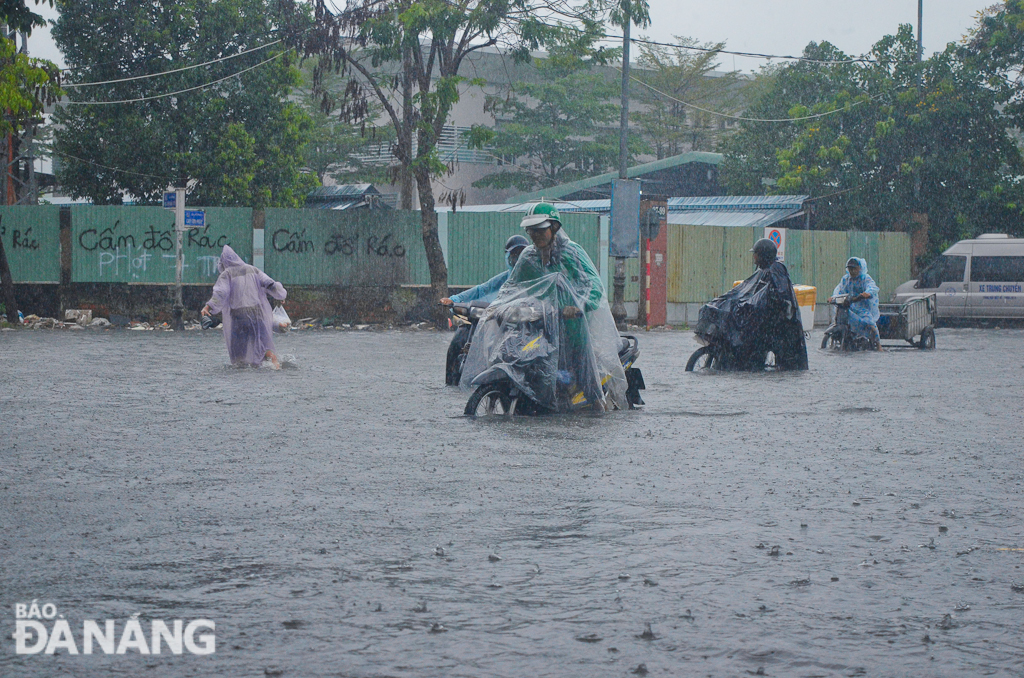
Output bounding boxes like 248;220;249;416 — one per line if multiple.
1;326;1022;677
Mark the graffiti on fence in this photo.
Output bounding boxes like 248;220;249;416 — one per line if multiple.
71;208;250;284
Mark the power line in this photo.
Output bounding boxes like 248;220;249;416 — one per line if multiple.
605;32;875;65
65;51;287;105
64;40;283;88
47;147;178;181
623;68;883;123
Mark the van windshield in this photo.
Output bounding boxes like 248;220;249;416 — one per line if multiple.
916;255;966;289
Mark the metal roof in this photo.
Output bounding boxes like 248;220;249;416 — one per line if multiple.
451;195;810;228
669;195;808;210
508;152;724;203
667;207;804;229
308;184;380;199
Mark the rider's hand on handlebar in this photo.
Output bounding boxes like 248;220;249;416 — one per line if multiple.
562;305;581;319
439;298;454;306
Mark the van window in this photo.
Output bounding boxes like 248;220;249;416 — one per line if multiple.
916;255;966;289
970;256;1024;282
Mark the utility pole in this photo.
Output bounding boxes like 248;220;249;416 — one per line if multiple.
917;0;923;64
610;5;631;330
172;186;186;331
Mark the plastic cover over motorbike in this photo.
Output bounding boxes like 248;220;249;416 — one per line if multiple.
459;231;628;411
695;260;808;370
831;257;880;339
206;245;287;366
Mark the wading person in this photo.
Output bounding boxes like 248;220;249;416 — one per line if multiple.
829;256;881;350
201;244;287;368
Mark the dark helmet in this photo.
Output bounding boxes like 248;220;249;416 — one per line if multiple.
505;234;529;252
751;238;778;267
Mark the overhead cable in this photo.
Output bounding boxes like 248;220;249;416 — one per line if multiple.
624;69;883;123
65;51;287;105
64;40;283;88
604;32;876;65
46;148;178;181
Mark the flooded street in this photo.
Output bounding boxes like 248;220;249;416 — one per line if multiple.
1;327;1022;677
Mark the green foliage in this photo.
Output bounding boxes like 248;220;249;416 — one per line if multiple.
0;0;50;34
52;0;318;207
632;36;743;156
0;32;60;137
470;54;638;193
721;25;1024;253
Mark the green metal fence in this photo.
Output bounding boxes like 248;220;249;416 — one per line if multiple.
263;208;427;286
0;206;60;283
71;206;252;284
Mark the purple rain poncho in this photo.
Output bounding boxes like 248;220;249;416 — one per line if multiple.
206;245;287;366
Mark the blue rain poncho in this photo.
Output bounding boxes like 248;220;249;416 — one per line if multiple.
459;229;627;411
832;257;879;340
451;270;510;305
450;249;518;305
206;245;287;366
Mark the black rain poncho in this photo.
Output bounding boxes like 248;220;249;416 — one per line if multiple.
695;260;808;371
459;230;627;411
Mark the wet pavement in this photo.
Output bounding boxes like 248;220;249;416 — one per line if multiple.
1;327;1022;677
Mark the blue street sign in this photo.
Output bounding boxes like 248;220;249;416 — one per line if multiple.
163;192;176;209
184;209;205;228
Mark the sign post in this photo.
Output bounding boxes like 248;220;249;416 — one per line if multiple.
166;190;204;330
765;226;787;261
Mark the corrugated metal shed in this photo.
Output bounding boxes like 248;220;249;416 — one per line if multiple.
306;184;397;210
667;209;802;228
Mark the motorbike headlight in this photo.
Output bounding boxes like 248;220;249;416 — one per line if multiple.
469;307;486;319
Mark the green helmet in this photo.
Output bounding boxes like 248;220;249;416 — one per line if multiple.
520;201;561;230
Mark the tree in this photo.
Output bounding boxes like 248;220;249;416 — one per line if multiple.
718;41;860;195
296;64;396;186
721;26;1024;253
632;37;742;157
468;51;637;193
52;0;318;207
278;0;608;324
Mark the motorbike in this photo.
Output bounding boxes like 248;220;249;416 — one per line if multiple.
445;300;490;385
820;294;876;351
463;298;644;416
684;329;780;372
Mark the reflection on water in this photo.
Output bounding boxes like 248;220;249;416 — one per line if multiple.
0;327;1021;676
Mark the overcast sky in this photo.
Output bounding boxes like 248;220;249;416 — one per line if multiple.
28;0;997;72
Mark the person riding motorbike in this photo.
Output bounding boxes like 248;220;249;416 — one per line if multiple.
459;202;627;411
828;257;881;350
442;235;529;385
440;235;529;307
692;238;808;371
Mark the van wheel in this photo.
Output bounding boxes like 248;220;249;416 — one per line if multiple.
918;326;936;350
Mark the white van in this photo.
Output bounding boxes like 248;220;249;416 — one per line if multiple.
891;234;1024;319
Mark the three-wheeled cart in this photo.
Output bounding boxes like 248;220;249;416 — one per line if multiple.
876;293;937;349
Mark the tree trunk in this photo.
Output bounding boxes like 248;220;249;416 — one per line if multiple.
414;165;448;328
399;46;415;210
